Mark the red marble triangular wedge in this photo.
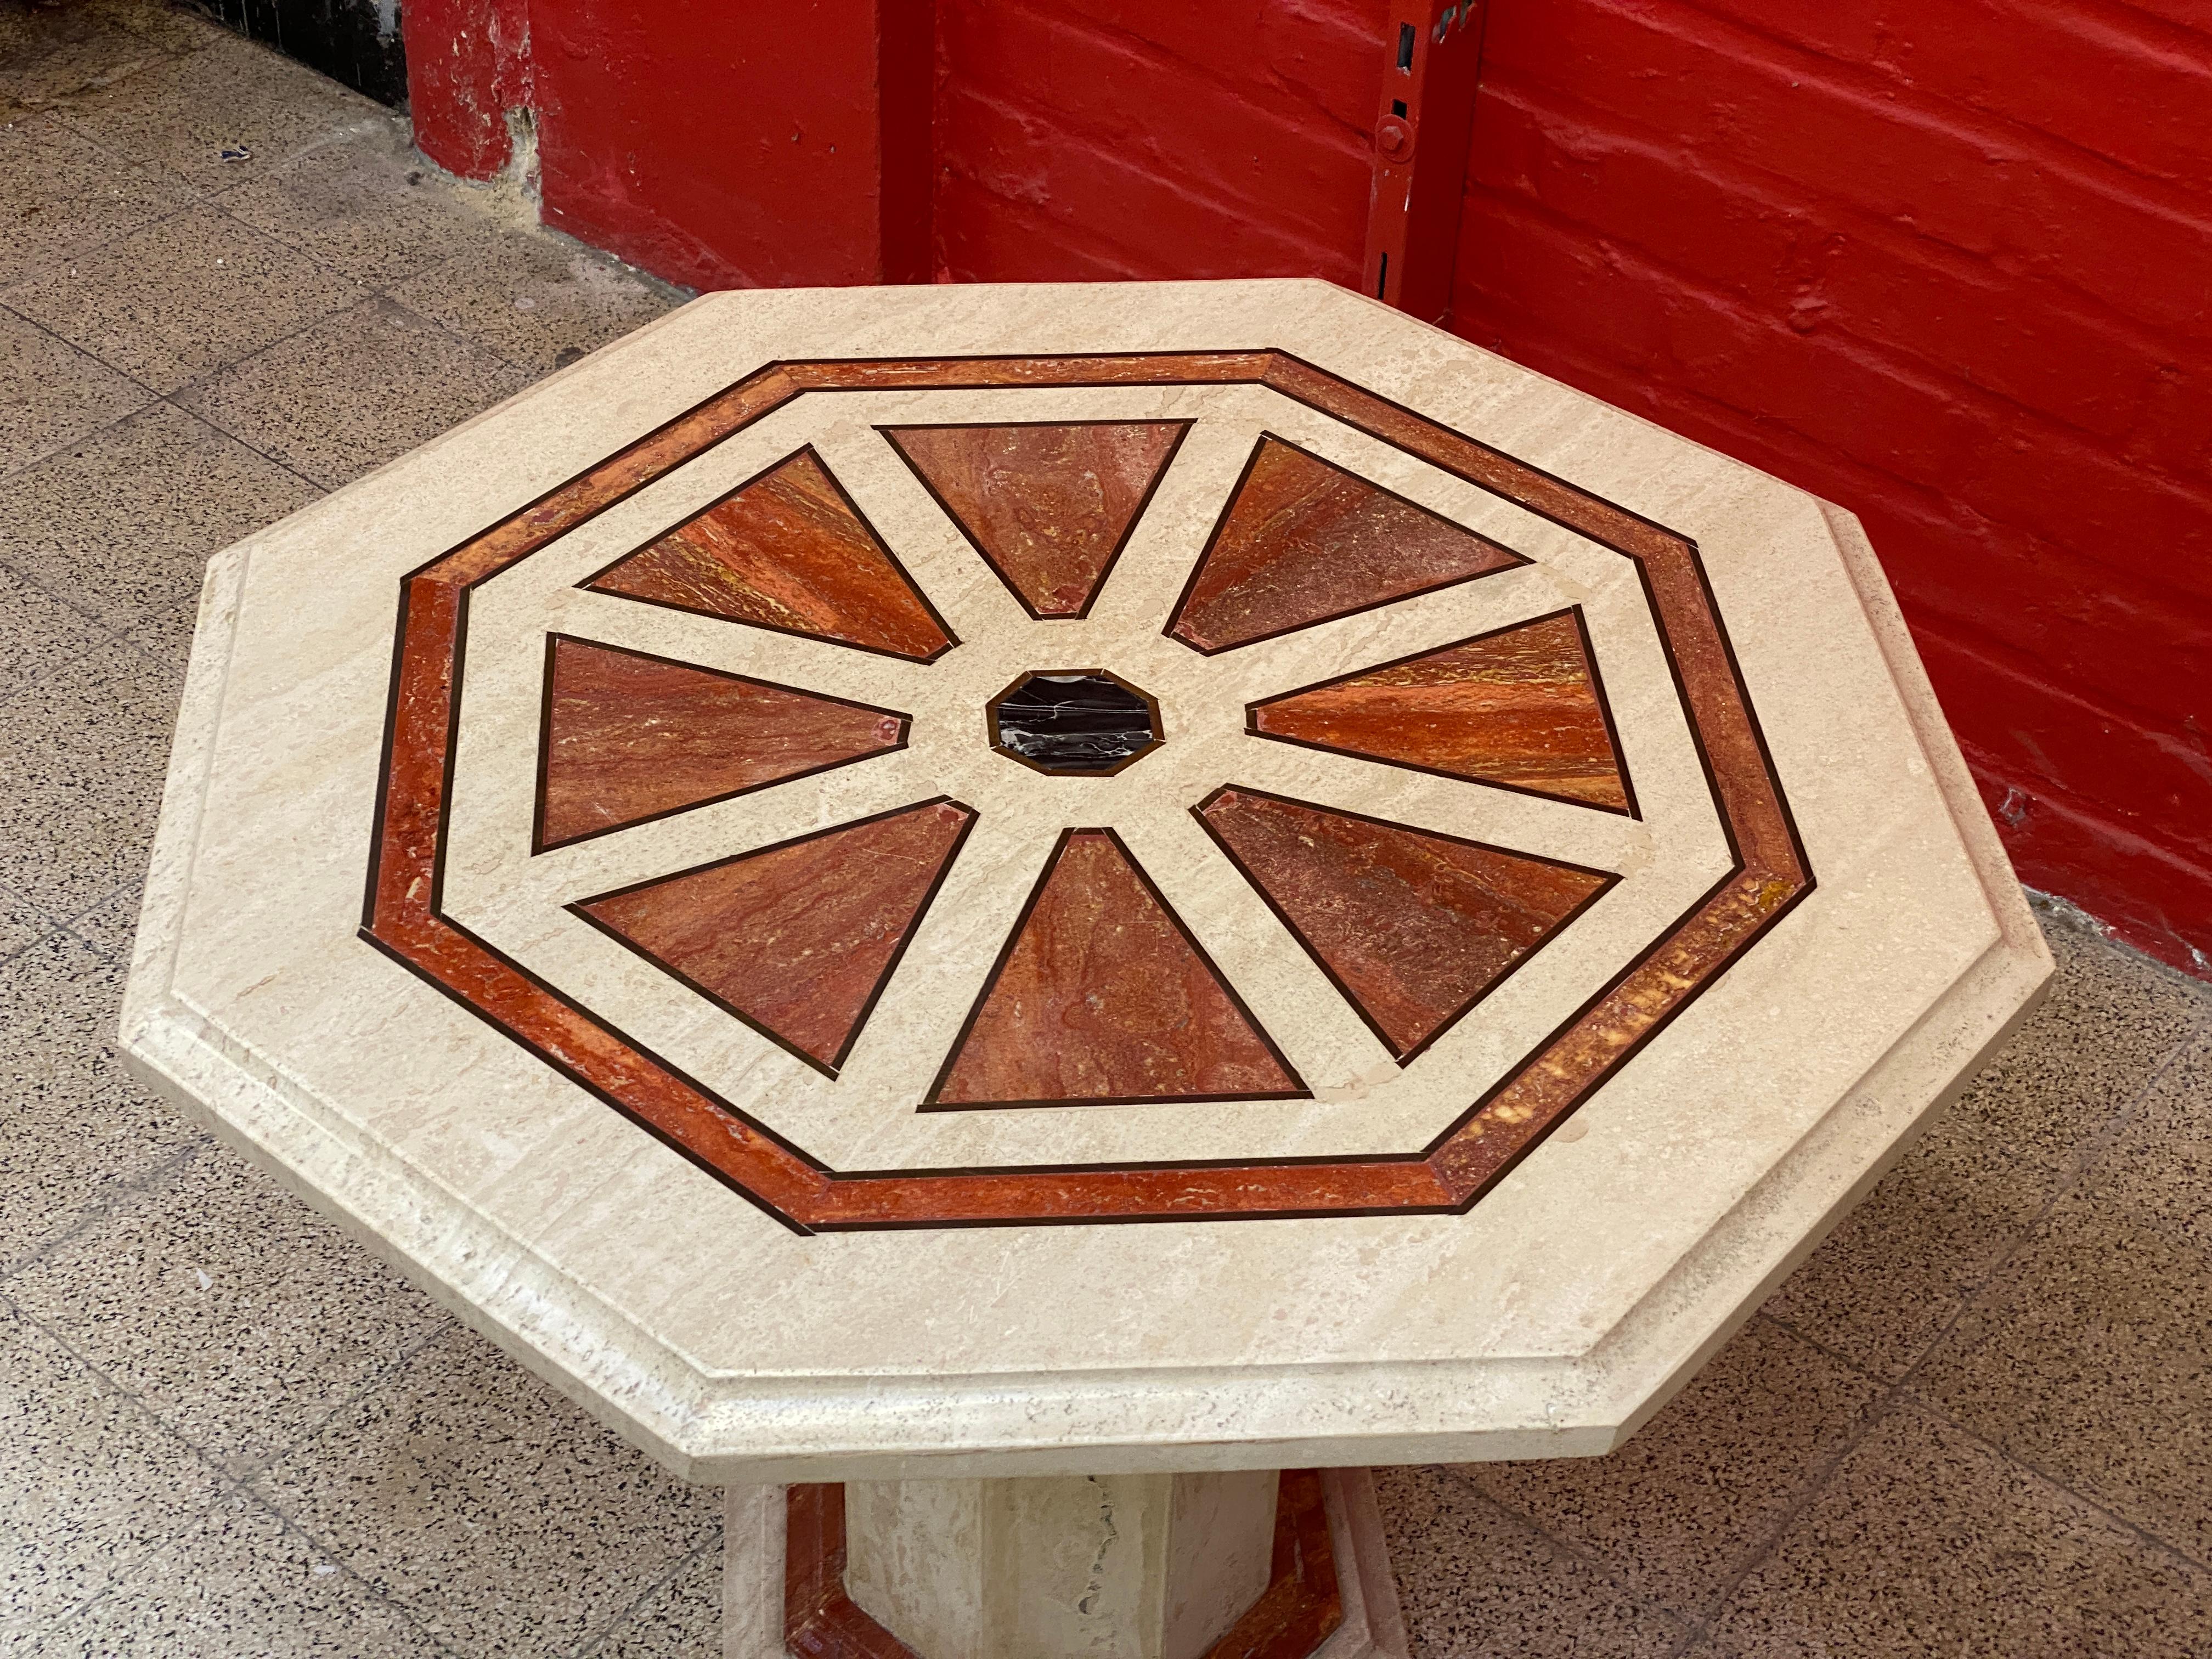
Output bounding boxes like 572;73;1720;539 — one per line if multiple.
1248;609;1635;814
1167;434;1526;652
572;799;975;1076
1195;788;1616;1063
584;448;955;662
929;830;1305;1107
534;636;908;851
882;421;1188;617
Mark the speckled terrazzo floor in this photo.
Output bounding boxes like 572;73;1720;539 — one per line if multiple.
3;6;2209;1656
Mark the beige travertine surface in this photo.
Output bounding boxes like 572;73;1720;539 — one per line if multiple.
843;1471;1277;1659
121;277;2050;1480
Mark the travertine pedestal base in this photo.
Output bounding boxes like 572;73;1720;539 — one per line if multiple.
724;1469;1408;1659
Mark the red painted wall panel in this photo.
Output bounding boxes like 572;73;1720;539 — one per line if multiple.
401;0;2211;973
933;0;1384;285
1448;0;2212;971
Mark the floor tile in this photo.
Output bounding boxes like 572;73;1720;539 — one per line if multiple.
1707;1406;2212;1658
393;227;680;376
2076;1029;2212;1249
5;1142;454;1477
0;928;199;1272
222;115;501;290
0;400;318;662
61;881;142;962
251;1327;722;1658
0;644;184;939
587;1537;723;1659
1941;909;2205;1173
3;202;362;392
35;1493;442;1658
52;30;370;193
1764;1108;2064;1381
1461;1317;1883;1625
0;112;195;287
1375;1465;1686;1658
0;565;109;708
0;306;151;478
0;0;173;112
1910;1048;2212;1564
177;296;527;488
0;1305;222;1628
76;0;228;58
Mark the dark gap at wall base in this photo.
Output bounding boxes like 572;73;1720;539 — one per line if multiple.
183;0;407;107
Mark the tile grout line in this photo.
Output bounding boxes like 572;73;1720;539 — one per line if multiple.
3;1195;470;1648
566;1522;726;1658
1889;1389;2212;1578
1424;1460;1707;1649
1677;989;2212;1644
1889;996;2212;1395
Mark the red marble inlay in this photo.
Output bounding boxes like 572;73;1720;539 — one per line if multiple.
1249;609;1634;813
782;1472;1341;1659
929;829;1305;1108
1168;433;1526;653
784;1483;916;1658
535;635;908;851
573;800;973;1076
1197;788;1616;1063
364;351;1810;1230
585;448;954;662
883;421;1188;617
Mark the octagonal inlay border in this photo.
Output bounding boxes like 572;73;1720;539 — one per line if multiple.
359;351;1813;1234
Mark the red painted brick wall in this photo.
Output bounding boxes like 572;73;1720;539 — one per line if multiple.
404;0;2211;974
932;0;1383;286
1444;0;2211;973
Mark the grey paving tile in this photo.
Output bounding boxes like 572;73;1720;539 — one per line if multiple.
0;0;172;113
0;565;109;708
6;1142;454;1477
0;644;183;942
1374;1465;1685;1658
251;1327;721;1658
0;111;195;287
61;880;142;962
587;1538;722;1659
1764;1108;2065;1381
1910;1040;2212;1565
0;1303;222;1628
76;0;228;58
35;1493;442;1658
393;227;679;376
0;400;318;662
1707;1405;2212;1658
0;337;139;508
222;115;502;290
3;202;362;392
0;306;151;478
2078;1029;2212;1250
177;296;527;488
0;928;198;1272
1941;909;2205;1173
1460;1316;1882;1625
52;30;371;194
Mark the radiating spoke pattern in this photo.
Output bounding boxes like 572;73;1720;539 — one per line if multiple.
531;422;1638;1110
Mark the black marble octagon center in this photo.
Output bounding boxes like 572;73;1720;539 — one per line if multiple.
988;669;1164;776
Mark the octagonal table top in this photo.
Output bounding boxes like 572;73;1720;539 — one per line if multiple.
122;279;2050;1482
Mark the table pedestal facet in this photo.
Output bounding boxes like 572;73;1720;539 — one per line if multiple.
725;1469;1408;1658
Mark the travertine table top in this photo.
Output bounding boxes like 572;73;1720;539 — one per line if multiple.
122;279;2050;1481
